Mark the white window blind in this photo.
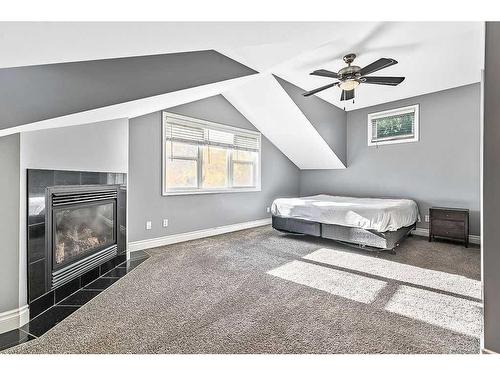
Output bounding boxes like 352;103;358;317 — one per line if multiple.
164;114;260;151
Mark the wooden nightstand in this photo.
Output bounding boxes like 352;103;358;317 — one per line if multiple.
429;207;469;247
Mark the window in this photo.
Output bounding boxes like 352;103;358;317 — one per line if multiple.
162;112;261;195
367;104;419;146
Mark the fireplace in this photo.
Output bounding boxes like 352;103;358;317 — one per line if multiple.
27;169;127;317
47;186;119;288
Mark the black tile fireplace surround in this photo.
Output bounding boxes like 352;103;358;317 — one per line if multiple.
27;169;127;319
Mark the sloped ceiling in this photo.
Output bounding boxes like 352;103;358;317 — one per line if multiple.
0;22;483;111
0;50;256;130
0;22;484;170
224;74;345;170
274;76;347;166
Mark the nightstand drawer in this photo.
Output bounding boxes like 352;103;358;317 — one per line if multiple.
430;209;467;222
432;219;465;238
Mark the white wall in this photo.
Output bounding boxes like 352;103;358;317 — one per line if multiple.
0;134;22;334
21;119;128;173
17;119;128;312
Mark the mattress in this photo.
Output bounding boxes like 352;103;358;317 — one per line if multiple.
271;194;419;232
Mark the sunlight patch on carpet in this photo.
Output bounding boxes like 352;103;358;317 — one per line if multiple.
384;285;482;337
267;260;386;304
304;248;481;299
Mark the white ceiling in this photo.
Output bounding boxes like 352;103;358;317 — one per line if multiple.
0;22;484;110
224;74;346;169
273;22;484;110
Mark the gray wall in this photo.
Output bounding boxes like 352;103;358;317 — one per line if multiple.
484;22;500;353
0;133;20;313
0;50;256;130
128;94;300;242
275;76;347;166
300;83;481;235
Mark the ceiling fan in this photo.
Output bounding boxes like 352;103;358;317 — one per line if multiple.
303;53;405;101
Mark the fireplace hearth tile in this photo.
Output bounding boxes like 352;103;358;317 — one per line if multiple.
130;250;149;260
0;329;36;351
22;306;78;337
103;267;128;278
81;266;100;287
59;290;101;306
99;258;117;274
29;259;47;301
114;253;127;265
54;277;81;303
84;277;119;290
29;291;55;319
117;257;148;271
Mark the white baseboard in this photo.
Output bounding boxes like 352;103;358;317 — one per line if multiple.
482;348;499;354
0;305;29;334
129;218;272;252
412;227;480;245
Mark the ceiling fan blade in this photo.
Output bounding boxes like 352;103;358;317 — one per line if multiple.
310;69;338;79
303;82;338;97
340;89;355;101
359;58;398;76
362;76;405;86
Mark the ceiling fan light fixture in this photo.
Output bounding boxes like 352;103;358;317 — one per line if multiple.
303;54;404;98
339;79;360;91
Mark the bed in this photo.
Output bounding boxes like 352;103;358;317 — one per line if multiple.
271;195;419;253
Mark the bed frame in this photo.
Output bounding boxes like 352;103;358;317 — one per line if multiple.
271;215;416;253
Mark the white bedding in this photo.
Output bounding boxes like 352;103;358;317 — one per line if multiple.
271;195;419;232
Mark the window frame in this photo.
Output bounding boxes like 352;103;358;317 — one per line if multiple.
367;104;419;146
162;112;261;196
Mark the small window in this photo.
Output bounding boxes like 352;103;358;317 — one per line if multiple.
368;104;419;146
162;112;261;195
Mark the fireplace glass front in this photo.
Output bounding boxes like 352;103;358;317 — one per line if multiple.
53;201;115;269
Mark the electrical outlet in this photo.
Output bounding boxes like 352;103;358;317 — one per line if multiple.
146;221;152;230
163;219;169;227
266;207;271;213
424;215;430;223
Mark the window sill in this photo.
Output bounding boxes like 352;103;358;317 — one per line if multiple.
368;137;418;146
163;187;262;196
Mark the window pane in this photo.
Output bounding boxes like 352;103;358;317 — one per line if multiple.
374;112;414;140
202;146;228;188
166;159;197;188
166;141;198;158
233;162;254;187
233;149;257;162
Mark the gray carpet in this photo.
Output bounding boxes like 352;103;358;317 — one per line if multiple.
4;226;481;354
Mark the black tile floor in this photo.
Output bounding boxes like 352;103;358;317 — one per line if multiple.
84;277;119;290
59;290;102;306
0;329;36;351
0;250;150;352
